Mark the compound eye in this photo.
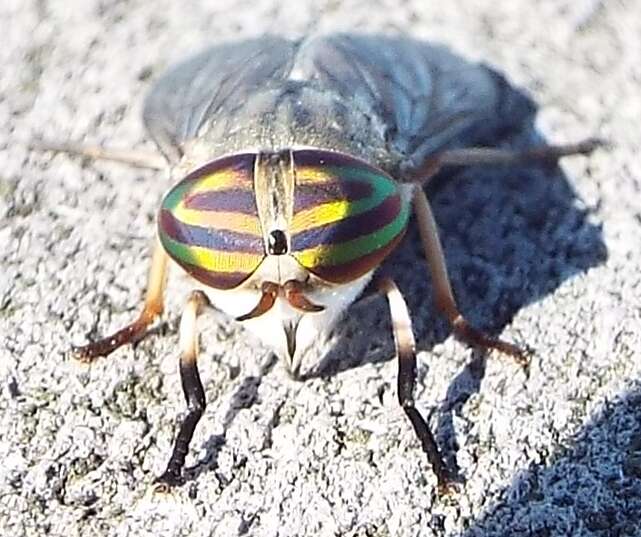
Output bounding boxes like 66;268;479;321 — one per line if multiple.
158;153;265;289
290;150;410;283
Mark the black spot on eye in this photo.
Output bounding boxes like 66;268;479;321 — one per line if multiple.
268;229;288;255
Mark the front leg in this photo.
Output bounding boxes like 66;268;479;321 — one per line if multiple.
378;277;452;495
73;239;168;362
155;290;211;490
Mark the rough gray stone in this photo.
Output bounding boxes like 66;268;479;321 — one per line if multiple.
1;1;640;536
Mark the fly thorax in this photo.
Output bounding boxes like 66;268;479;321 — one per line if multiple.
183;83;393;170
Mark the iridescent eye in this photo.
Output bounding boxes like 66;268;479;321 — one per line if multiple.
290;150;410;283
158;153;265;289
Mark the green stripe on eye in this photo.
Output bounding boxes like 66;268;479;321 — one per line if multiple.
293;202;410;267
162;179;193;211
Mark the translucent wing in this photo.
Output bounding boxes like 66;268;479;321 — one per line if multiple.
143;37;300;162
144;34;535;172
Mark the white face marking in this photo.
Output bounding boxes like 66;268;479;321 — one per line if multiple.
202;255;373;375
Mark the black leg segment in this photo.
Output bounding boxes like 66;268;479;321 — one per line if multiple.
378;277;452;494
155;290;211;490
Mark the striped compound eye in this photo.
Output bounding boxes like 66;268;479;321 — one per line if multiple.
158;153;265;290
290;150;410;283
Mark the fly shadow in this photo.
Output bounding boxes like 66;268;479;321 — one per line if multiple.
444;383;641;536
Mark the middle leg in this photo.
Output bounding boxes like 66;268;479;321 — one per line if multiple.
413;188;529;366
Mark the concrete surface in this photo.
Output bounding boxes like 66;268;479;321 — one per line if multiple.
1;0;640;536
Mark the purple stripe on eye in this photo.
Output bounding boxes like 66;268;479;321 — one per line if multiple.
159;210;264;253
184;153;256;183
185;189;258;214
309;233;405;283
293;180;373;212
291;194;402;251
183;264;253;290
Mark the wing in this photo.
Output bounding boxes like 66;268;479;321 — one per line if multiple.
144;34;536;172
143;37;300;162
291;34;536;175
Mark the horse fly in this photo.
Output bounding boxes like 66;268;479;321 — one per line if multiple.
36;34;601;493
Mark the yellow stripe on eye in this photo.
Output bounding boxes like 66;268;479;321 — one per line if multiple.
174;206;263;236
291;199;351;233
186;245;264;273
295;168;339;184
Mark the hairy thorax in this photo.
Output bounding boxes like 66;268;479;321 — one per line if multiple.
173;82;400;180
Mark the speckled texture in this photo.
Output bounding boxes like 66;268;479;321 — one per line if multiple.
1;1;640;536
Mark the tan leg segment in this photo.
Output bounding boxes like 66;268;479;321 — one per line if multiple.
73;239;169;362
378;277;451;494
155;290;211;490
409;138;603;184
413;189;528;365
28;140;167;170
